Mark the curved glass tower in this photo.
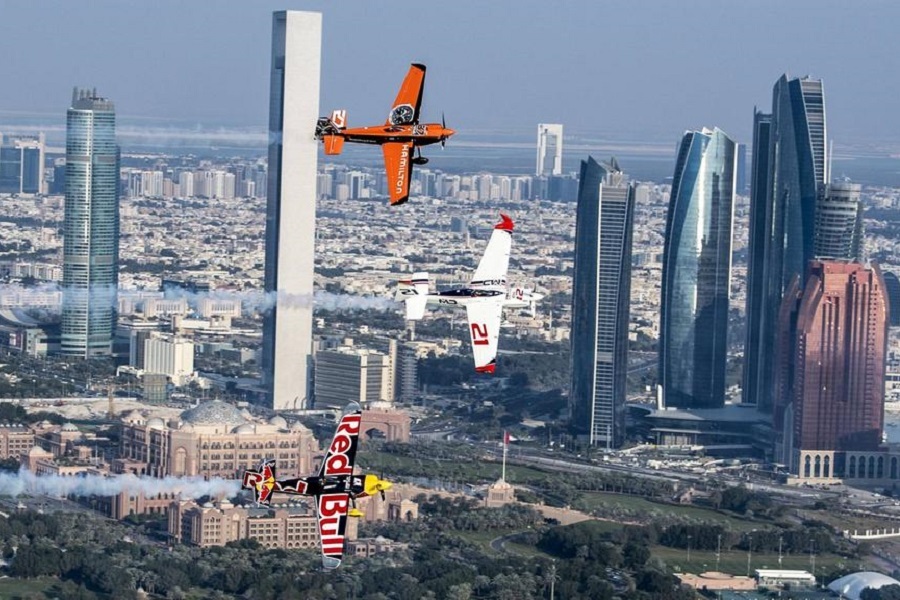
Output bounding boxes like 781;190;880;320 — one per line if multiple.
61;89;119;357
744;75;827;412
659;128;736;409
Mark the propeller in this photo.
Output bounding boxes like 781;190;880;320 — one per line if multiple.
441;113;448;148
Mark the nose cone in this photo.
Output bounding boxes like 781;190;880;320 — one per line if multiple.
532;293;545;301
443;128;455;138
379;480;393;492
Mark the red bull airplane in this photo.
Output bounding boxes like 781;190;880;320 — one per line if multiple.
314;63;455;206
241;403;391;570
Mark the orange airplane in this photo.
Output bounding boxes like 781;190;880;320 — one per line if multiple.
314;63;455;206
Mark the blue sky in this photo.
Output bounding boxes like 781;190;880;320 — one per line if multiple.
1;1;899;147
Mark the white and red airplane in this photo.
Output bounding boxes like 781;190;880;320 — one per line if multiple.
394;214;543;374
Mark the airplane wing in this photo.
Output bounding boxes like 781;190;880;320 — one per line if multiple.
382;142;414;205
471;214;514;290
316;492;351;570
318;403;363;478
386;63;426;126
465;300;503;374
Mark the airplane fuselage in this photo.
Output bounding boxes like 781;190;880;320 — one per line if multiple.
426;288;543;309
338;123;453;147
258;474;381;500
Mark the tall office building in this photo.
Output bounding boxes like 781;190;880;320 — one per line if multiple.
261;11;321;410
314;348;392;410
814;182;863;261
883;271;900;327
742;110;774;412
659;128;737;409
0;133;45;195
536;124;563;176
61;89;119;357
744;76;828;411
774;261;887;476
569;157;634;448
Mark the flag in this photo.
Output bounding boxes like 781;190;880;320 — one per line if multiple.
504;431;510;446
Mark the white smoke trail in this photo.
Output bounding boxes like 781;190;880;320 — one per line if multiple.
0;283;396;314
0;468;240;499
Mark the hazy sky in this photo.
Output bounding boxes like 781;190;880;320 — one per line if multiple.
1;1;899;147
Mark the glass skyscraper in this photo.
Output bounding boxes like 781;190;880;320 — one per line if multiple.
61;89;119;357
743;75;828;411
814;182;863;261
569;157;634;448
659;128;736;409
0;133;45;195
883;271;900;328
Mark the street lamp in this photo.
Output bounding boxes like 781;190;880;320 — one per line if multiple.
747;530;756;577
716;533;722;572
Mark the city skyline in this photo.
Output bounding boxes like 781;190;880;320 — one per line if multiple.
2;2;900;150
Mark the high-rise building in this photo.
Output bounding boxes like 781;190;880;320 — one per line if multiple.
569;157;634;448
61;89;119;357
882;271;900;327
314;348;392;410
744;76;828;411
536;124;563;176
0;133;45;195
774;261;888;476
743;110;774;412
659;128;737;410
814;182;863;261
261;11;321;411
143;333;194;386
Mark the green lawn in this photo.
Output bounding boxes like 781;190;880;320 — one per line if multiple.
651;546;868;577
358;450;551;485
0;576;58;599
575;492;763;531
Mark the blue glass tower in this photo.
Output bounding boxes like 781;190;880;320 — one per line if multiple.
61;88;119;357
883;271;900;328
660;128;737;409
569;157;634;448
743;76;827;411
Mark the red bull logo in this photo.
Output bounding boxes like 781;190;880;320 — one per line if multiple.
318;493;350;555
323;414;361;476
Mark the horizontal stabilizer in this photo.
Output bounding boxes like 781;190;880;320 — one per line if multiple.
396;272;429;320
323;135;345;155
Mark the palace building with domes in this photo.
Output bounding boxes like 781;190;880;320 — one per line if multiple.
117;400;320;479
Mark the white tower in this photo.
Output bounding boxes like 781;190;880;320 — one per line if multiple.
262;11;322;410
536;123;563;176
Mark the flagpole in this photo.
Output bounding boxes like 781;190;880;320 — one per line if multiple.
502;431;508;483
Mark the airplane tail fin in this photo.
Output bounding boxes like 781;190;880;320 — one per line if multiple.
471;214;513;290
315;110;347;154
241;459;276;506
395;272;429;320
